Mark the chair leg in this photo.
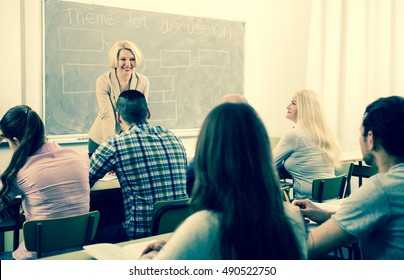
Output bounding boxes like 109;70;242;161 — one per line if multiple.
37;223;43;259
283;190;290;203
338;248;345;259
348;247;353;260
352;242;362;260
0;232;4;252
85;215;96;244
341;243;361;260
318;181;325;203
13;229;20;250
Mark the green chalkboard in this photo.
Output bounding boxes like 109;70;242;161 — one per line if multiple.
43;0;244;138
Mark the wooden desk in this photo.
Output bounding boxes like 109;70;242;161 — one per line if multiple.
340;151;363;163
41;233;172;260
92;177;120;191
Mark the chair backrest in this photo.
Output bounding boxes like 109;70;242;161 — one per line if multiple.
312;175;347;203
281;187;291;203
0;197;25;251
335;162;354;197
352;164;378;180
151;198;191;236
23;210;100;258
270;137;281;149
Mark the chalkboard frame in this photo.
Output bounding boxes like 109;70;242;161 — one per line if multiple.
42;0;245;142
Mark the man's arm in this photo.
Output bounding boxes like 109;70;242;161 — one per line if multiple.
293;199;334;224
308;218;357;259
89;142;116;187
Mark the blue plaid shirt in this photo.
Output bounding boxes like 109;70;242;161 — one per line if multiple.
89;122;188;239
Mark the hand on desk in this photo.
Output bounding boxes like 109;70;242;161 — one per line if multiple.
107;170;116;176
139;239;166;260
292;199;334;224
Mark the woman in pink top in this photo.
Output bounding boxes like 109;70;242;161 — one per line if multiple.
0;105;90;259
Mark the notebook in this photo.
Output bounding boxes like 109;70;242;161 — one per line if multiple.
83;239;157;260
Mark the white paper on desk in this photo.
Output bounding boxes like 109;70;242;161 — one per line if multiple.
99;174;117;182
83;239;156;260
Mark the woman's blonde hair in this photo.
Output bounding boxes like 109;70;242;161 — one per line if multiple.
294;90;340;167
108;40;143;68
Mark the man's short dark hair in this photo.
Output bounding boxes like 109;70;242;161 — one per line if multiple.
363;95;404;158
116;90;148;124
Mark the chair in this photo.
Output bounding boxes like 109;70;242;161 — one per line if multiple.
277;167;293;202
312;175;347;203
0;197;25;252
270;137;281;149
281;186;291;203
352;163;378;187
335;162;354;197
23;210;100;258
150;198;191;236
335;163;364;260
340;242;362;260
312;175;352;258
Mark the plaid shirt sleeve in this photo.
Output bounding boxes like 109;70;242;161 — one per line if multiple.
89;138;117;187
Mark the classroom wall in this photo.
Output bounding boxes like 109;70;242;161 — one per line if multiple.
0;0;311;170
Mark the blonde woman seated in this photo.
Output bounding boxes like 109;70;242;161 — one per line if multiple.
273;90;340;200
140;102;307;260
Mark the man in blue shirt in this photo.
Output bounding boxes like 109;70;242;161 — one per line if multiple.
294;95;404;259
90;90;188;243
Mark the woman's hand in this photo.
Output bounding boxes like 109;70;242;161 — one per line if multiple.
139;239;167;260
106;170;116;176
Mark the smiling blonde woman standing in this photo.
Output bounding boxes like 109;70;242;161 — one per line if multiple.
88;40;150;153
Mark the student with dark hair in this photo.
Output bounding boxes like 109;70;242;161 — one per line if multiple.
186;93;248;196
0;105;90;260
89;90;188;243
141;102;307;259
293;95;404;259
